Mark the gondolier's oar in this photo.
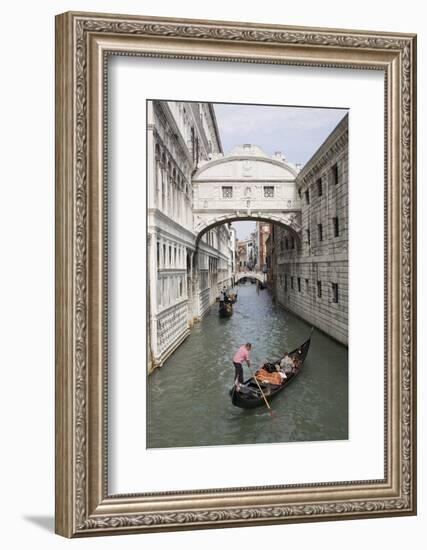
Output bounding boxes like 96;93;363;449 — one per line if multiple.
247;364;274;418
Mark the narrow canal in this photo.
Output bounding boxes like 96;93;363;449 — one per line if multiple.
147;284;348;448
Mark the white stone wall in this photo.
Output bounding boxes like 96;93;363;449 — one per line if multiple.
273;115;348;345
147;100;232;371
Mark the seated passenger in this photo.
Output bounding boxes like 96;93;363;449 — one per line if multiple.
279;352;294;375
255;366;282;386
292;357;301;373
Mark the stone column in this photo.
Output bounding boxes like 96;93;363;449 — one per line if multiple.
146;103;156;210
156;162;162;210
148;230;159;368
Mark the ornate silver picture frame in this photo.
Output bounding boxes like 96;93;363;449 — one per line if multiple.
55;11;416;537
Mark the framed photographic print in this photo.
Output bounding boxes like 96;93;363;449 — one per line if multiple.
55;11;417;537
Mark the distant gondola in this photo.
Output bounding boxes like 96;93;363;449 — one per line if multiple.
219;302;233;317
228;292;238;303
230;329;313;409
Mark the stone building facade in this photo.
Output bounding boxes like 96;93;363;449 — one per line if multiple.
268;114;348;345
147;101;234;371
237;238;253;271
257;222;272;272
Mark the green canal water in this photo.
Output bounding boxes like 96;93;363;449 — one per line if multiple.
147;284;348;448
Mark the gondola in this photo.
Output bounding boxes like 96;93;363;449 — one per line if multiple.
230;329;313;409
228;292;238;303
219;302;233;317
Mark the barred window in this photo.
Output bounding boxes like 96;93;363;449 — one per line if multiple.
332;283;339;303
318;223;323;242
333;217;339;237
332;163;339;185
222;186;233;198
264;186;275;198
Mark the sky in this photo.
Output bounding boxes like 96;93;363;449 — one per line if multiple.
233;221;256;240
213;103;348;240
214;103;348;165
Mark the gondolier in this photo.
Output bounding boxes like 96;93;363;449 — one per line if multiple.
232;343;252;389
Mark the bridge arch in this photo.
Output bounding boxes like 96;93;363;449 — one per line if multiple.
194;213;301;248
235;271;266;284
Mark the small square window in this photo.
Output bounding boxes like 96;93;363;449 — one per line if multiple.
222;186;233;198
264;186;275;198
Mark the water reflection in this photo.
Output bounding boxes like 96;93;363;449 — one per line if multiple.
147;284;348;448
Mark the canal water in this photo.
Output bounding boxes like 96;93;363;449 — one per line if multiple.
147;284;348;449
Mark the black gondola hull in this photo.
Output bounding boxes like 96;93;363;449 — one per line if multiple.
230;331;312;409
219;303;233;317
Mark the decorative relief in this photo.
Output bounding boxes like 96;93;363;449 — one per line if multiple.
72;15;414;532
242;160;253;177
81;496;408;530
157;304;188;355
199;288;211;316
81;18;410;54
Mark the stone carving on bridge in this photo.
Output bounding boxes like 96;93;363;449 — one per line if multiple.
192;143;302;240
242;160;253;177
